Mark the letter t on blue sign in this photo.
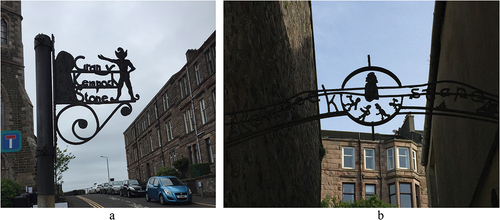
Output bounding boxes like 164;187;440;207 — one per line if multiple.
1;130;22;153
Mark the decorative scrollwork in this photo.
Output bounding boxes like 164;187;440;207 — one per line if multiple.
55;102;133;145
225;60;498;147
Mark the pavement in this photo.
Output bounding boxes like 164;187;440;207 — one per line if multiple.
192;195;215;207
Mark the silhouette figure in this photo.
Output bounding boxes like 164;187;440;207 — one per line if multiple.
364;72;379;102
345;95;361;111
358;105;371;122
389;98;401;111
98;47;136;101
375;103;390;120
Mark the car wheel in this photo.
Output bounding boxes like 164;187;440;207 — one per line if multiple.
145;193;151;202
159;195;165;205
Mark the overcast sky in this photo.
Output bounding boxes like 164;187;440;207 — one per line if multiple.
22;1;215;192
312;1;435;135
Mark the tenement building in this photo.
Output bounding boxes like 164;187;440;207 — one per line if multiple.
1;1;38;188
123;31;215;183
321;115;428;207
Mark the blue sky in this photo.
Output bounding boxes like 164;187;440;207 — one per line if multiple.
312;1;435;134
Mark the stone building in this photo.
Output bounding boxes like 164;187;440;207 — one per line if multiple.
1;1;38;189
123;31;215;185
224;1;321;207
321;115;428;207
423;1;498;207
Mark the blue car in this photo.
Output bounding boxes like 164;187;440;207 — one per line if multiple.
145;176;192;205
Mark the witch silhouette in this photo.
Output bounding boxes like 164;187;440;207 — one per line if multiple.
364;72;379;102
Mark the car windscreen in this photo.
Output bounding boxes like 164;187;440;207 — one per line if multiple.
129;180;141;185
112;181;122;185
159;177;184;186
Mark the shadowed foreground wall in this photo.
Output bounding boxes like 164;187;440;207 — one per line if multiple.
224;1;321;207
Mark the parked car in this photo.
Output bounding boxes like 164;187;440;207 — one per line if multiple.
107;180;123;195
95;184;103;193
145;176;192;205
119;179;146;197
89;185;97;194
101;182;109;194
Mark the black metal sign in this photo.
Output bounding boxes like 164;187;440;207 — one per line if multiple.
54;47;139;145
225;56;498;147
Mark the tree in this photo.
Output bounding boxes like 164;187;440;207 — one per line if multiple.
155;166;180;177
1;178;21;207
321;195;395;208
54;146;76;185
172;157;189;179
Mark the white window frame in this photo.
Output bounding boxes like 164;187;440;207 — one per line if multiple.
397;147;410;169
183;111;189;134
195;62;201;85
150;135;154;151
168;120;173;141
200;99;207;124
412;149;417;172
157;129;161;147
188;109;194;131
342;146;355;169
364;148;375;170
387;148;394;170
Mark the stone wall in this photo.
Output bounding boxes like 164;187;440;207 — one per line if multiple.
1;1;37;189
224;1;321;207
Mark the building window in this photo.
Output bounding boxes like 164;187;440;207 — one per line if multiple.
387;148;394;170
415;185;421;208
398;147;409;169
200;99;207;124
183;75;189;97
194;144;201;163
150;135;154;152
412;150;417;172
400;183;412;208
153;160;157;175
166;120;173;141
188;146;194;164
154;104;158;119
365;184;376;199
195;62;201;85
169;150;176;167
206;138;214;164
205;48;214;74
364;148;375;170
1;18;7;44
188;109;194;132
179;75;189;98
157;129;161;147
183;111;190;134
212;89;215;105
163;92;169;111
342;183;355;203
342;147;355;169
389;184;397;207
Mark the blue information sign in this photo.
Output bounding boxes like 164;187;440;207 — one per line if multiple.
1;130;22;153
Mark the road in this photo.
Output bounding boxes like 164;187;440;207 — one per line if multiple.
65;193;214;208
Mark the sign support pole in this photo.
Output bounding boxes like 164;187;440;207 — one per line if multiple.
35;34;55;207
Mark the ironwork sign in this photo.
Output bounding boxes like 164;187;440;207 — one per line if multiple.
54;47;139;145
225;56;498;147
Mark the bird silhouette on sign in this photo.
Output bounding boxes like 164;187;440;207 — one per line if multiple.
364;72;379;102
